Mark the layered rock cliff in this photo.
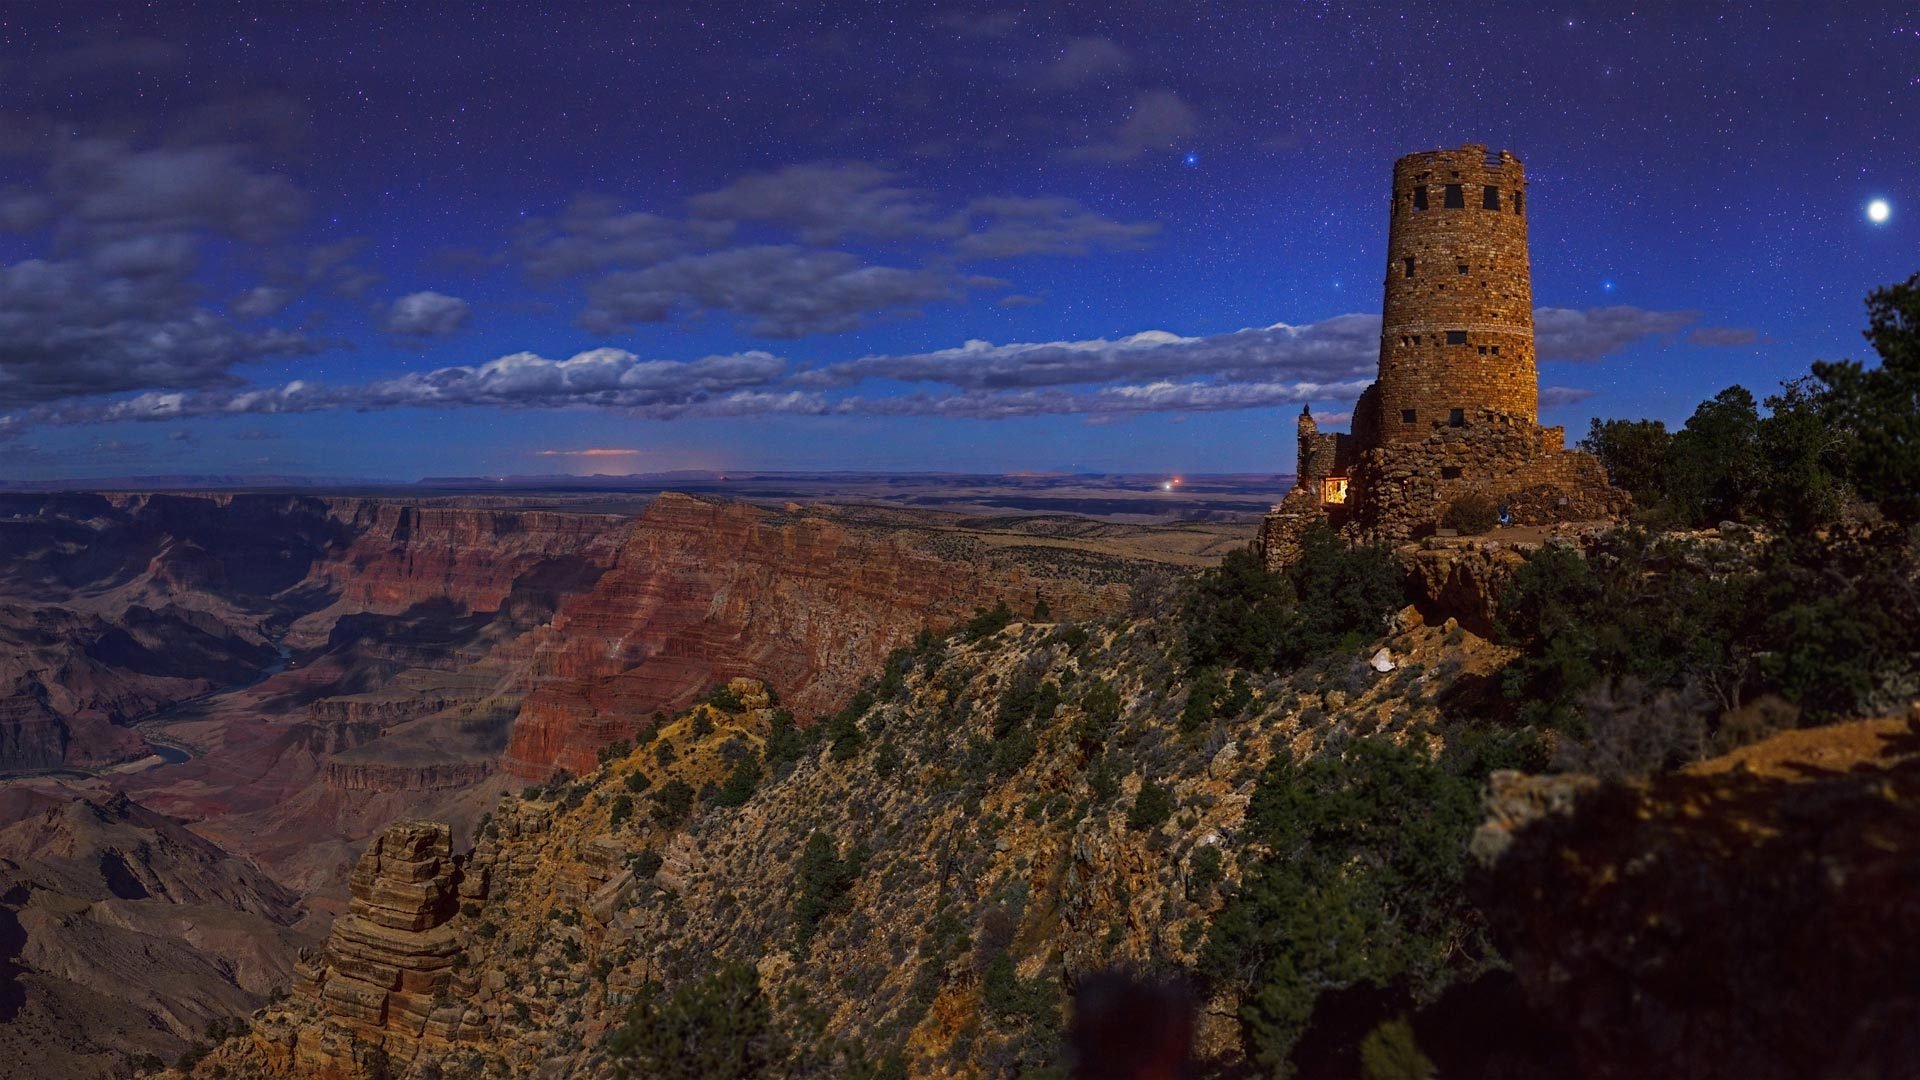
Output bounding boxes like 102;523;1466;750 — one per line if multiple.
504;494;1130;779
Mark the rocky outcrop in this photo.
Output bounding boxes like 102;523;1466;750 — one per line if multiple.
1399;536;1532;637
271;822;479;1074
504;494;1130;779
1472;713;1920;1079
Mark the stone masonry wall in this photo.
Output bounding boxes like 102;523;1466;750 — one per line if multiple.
1377;144;1535;441
1345;410;1626;543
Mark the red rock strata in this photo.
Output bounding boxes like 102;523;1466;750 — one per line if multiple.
293;500;627;634
505;494;1125;779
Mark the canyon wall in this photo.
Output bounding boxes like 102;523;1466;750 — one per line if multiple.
504;494;1129;778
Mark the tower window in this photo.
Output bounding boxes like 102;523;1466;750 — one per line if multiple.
1449;408;1466;427
1401;409;1416;424
1514;191;1524;216
1413;185;1428;211
1403;256;1415;278
1411;334;1421;344
1483;185;1501;210
1457;263;1468;275
1441;466;1464;480
1477;345;1488;354
1445;330;1467;345
1444;184;1464;208
1490;345;1500;355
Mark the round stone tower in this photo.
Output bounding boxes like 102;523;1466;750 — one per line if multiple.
1376;143;1534;443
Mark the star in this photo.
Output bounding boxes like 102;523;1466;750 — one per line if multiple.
1866;198;1891;224
1182;152;1199;168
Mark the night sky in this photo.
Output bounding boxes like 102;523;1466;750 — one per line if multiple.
0;4;1913;481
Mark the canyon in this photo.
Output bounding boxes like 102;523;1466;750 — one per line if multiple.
0;487;1238;1069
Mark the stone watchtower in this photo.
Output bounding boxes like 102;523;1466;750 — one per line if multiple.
1254;143;1623;570
1374;146;1536;439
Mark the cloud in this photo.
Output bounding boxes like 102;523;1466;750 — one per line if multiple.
996;294;1044;308
383;290;471;337
230;285;292;318
516;196;708;279
518;165;1155;338
50;139;307;244
1046;37;1134;87
12;305;1701;428
1539;385;1599;408
1063;90;1197;162
0;138;321;407
1688;326;1759;347
955;196;1158;259
1534;306;1698;362
689;162;954;245
580;246;963;338
536;448;642;457
232;428;278;441
0;258;318;406
794;315;1381;391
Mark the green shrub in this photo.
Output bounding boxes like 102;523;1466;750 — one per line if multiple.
706;684;744;713
827;690;875;761
1074;679;1123;751
625;771;652;793
689;710;715;740
792;831;869;949
1181;668;1224;733
964;600;1015;640
712;754;763;808
650;779;694;828
1126;782;1175;831
764;708;812;768
607;963;784;1079
1440;492;1498;534
1184;525;1402;672
1199;740;1491;1071
610;794;634;827
1580;417;1671;503
1360;1016;1436;1080
1186;845;1224;900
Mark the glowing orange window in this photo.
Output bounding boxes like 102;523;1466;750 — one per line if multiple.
1321;477;1348;505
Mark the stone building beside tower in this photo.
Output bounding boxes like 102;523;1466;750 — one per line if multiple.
1256;143;1622;569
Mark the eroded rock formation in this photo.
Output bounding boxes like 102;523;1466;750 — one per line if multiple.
271;821;478;1074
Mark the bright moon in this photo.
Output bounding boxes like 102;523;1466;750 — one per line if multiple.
1867;198;1891;224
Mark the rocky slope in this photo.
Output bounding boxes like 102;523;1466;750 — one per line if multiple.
197;599;1512;1078
0;791;313;1077
181;583;1920;1080
1473;709;1920;1080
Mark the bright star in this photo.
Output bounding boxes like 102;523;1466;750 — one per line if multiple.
1866;198;1891;224
1602;279;1615;292
1183;152;1199;167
